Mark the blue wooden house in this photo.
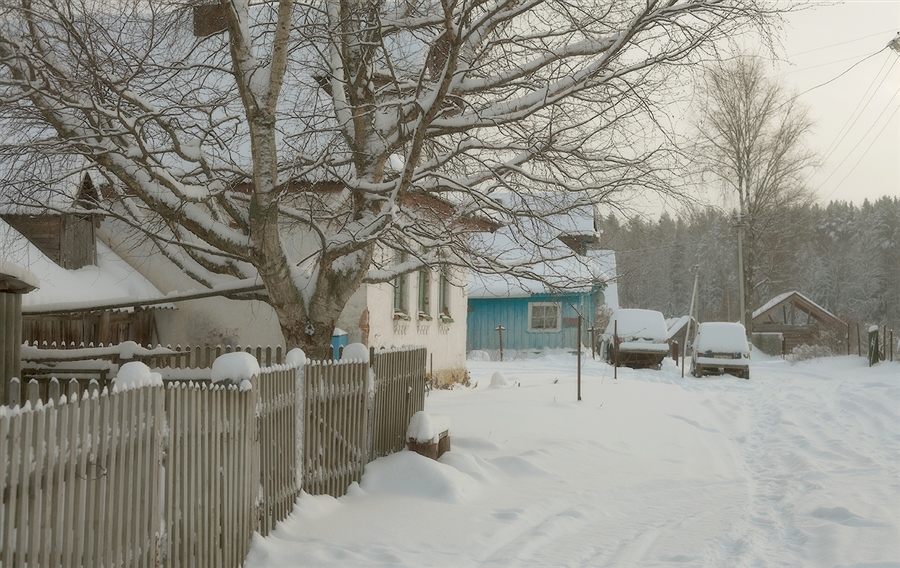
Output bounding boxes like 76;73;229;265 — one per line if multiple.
466;202;617;354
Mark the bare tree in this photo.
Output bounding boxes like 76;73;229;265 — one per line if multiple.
695;56;815;333
1;0;776;357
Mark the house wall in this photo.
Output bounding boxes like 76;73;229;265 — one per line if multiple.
467;292;596;353
361;265;468;386
102;225;468;380
100;225;285;348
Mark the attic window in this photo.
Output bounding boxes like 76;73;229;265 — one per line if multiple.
193;4;227;37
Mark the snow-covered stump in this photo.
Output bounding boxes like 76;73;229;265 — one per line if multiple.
406;411;450;460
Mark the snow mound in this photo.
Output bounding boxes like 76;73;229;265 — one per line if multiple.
211;352;260;385
113;361;163;392
490;371;510;387
407;411;451;443
285;348;307;368
360;451;478;503
341;342;369;362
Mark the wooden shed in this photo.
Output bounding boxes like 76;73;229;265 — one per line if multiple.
752;291;844;354
0;261;39;403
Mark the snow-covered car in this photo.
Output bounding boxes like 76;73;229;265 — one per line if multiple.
601;309;669;369
691;322;751;379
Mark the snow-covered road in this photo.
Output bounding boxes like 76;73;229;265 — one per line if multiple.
245;353;899;567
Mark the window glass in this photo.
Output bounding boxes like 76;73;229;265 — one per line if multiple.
529;302;561;331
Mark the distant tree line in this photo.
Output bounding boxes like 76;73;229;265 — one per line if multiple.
600;196;900;332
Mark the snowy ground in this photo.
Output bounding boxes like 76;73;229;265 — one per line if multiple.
245;352;900;567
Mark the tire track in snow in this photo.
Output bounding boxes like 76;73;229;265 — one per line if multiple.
705;359;899;565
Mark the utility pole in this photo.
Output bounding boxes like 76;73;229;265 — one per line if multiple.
888;32;900;53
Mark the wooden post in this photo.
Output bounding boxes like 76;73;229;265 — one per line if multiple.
847;323;851;356
577;314;582;402
588;326;596;360
857;323;861;357
496;325;505;362
613;320;618;380
867;326;880;367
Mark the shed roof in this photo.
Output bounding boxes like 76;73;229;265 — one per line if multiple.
752;291;842;326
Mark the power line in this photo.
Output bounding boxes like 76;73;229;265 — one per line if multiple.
824;103;899;201
816;79;898;194
819;56;897;167
781;51;885;75
791;49;888;100
787;28;900;57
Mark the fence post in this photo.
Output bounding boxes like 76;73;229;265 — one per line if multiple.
856;323;861;357
366;348;377;464
867;326;880;367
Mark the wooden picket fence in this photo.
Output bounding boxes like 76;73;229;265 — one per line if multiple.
1;347;427;567
302;359;370;497
371;347;428;459
1;378;165;567
20;341;285;370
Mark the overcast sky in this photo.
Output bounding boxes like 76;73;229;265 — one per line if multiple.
777;1;899;206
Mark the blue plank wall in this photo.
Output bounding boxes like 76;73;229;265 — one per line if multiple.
467;289;600;352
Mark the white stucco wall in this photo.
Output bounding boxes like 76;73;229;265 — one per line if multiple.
363;265;468;384
99;223;285;348
101;222;468;380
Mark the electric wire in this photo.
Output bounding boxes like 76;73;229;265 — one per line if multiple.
787;27;900;57
824;103;899;201
814;68;898;195
819;56;897;167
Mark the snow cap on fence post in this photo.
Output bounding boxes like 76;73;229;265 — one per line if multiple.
341;342;369;362
285;348;307;368
113;361;163;392
211;351;259;391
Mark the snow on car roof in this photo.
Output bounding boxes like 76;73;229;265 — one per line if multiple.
605;309;667;339
695;322;749;351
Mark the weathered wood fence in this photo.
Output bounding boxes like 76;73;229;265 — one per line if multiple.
1;346;427;567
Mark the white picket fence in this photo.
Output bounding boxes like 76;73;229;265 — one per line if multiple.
0;347;426;567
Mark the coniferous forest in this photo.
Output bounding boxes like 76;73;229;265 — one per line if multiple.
600;196;899;333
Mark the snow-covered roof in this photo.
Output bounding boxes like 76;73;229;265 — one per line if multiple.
752;291;838;322
0;259;40;291
0;219;172;311
665;315;694;340
468;248;616;299
467;195;615;301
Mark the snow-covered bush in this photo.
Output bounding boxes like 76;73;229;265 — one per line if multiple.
787;344;835;364
468;350;490;362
